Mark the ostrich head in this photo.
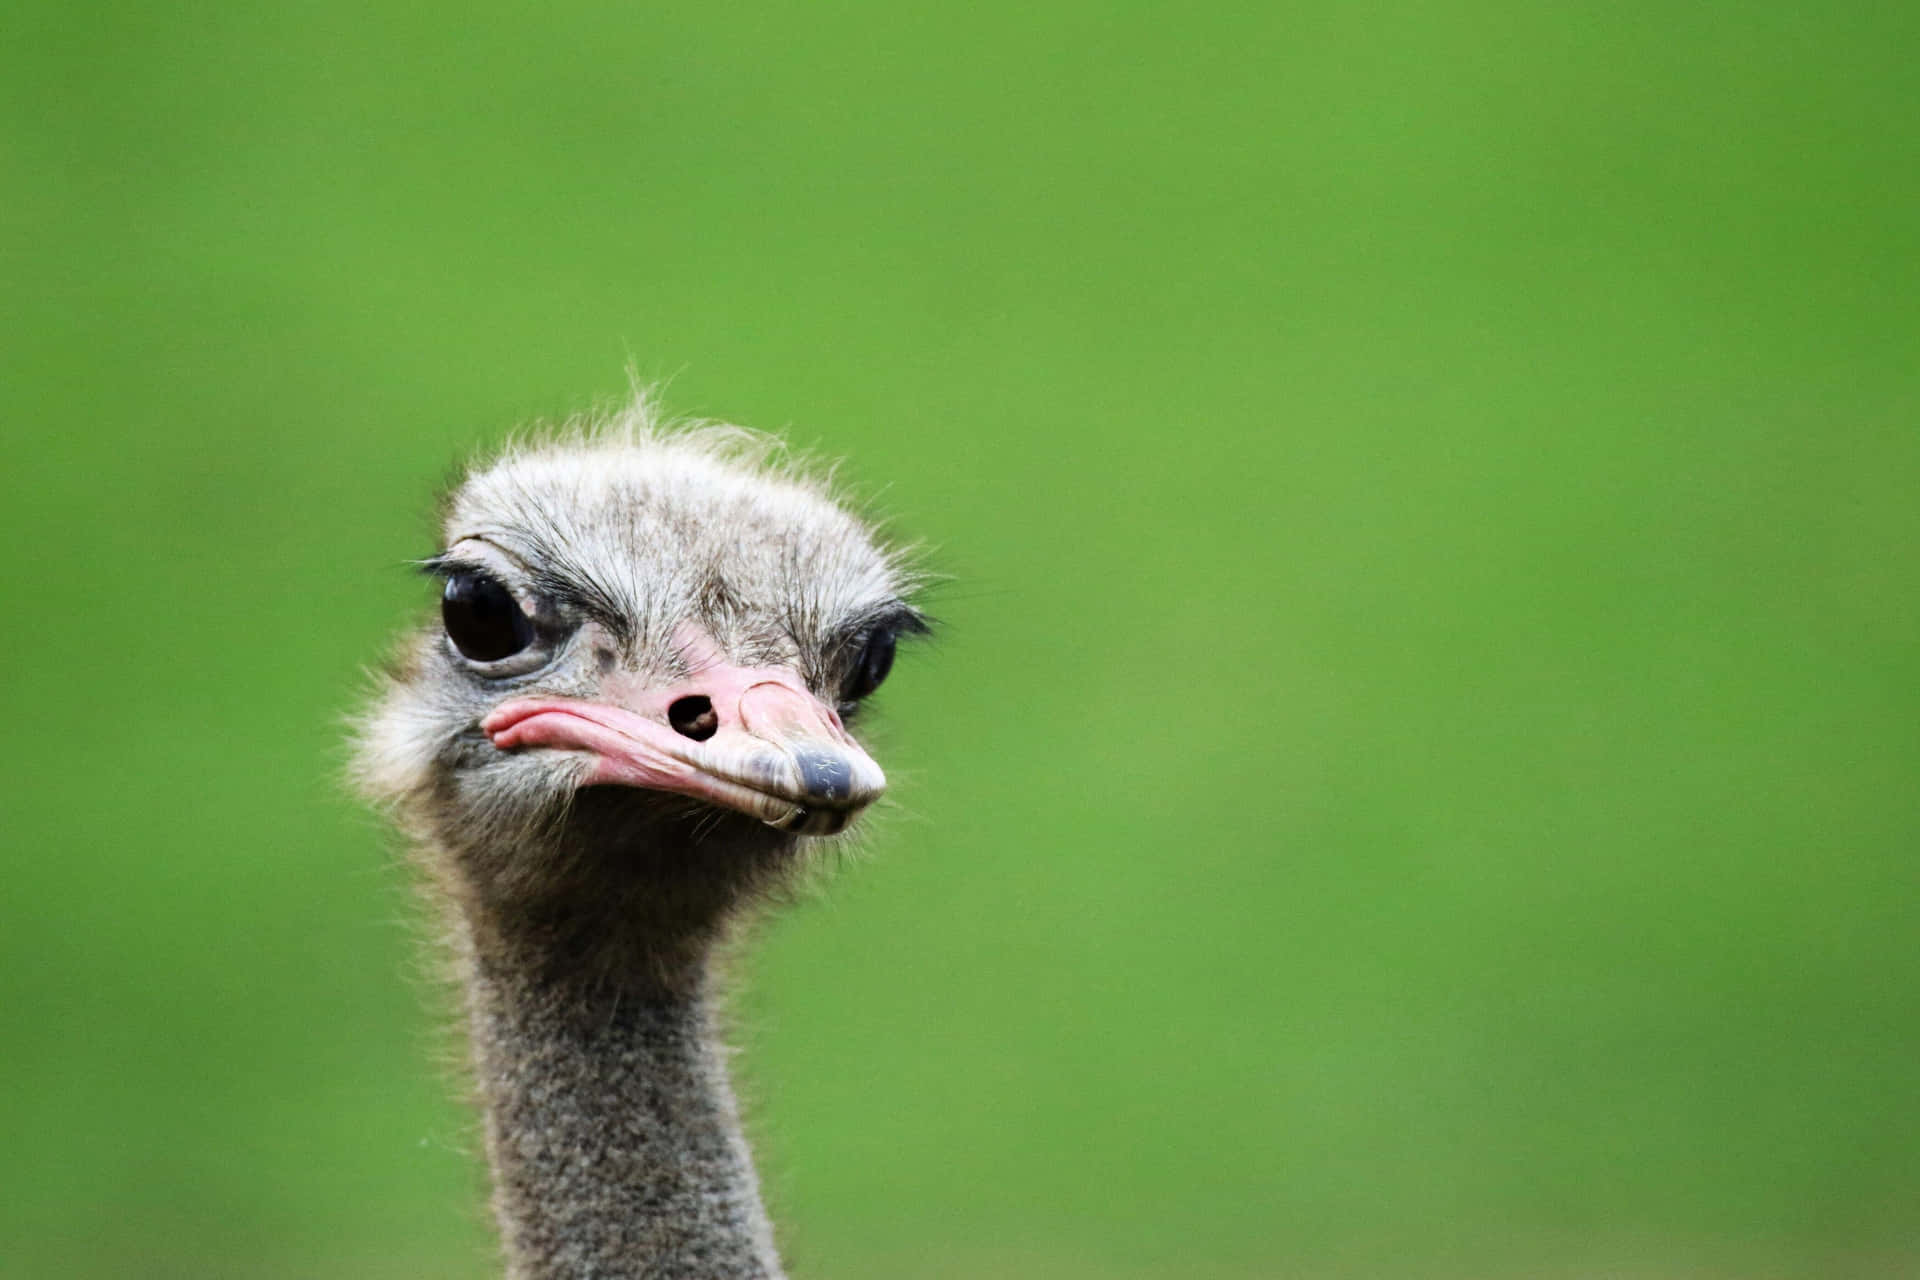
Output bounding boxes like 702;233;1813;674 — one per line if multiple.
355;404;926;992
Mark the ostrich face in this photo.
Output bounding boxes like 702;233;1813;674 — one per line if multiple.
356;426;924;905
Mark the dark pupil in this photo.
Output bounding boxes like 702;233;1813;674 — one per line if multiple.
442;573;533;662
846;629;897;701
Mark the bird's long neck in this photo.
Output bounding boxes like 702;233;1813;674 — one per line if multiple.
463;950;785;1280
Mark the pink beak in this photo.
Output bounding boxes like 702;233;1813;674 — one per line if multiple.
482;667;885;837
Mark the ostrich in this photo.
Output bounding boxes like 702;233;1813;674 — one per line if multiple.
353;397;927;1279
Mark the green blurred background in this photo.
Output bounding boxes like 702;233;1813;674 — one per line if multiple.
4;2;1917;1276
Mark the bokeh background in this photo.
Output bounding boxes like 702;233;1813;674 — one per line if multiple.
5;3;1917;1277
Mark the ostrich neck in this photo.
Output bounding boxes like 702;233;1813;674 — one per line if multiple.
464;950;786;1280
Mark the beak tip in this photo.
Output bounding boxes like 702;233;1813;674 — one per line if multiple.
793;747;858;804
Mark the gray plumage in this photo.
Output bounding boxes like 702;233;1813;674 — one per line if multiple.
354;396;925;1279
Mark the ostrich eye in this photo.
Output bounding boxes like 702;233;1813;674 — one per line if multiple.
842;628;897;703
442;572;534;662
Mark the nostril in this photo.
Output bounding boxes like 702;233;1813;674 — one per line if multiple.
667;695;720;741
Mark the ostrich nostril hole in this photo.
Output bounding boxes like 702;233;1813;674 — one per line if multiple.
668;695;720;741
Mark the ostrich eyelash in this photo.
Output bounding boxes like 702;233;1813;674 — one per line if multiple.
416;553;487;580
837;603;934;647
